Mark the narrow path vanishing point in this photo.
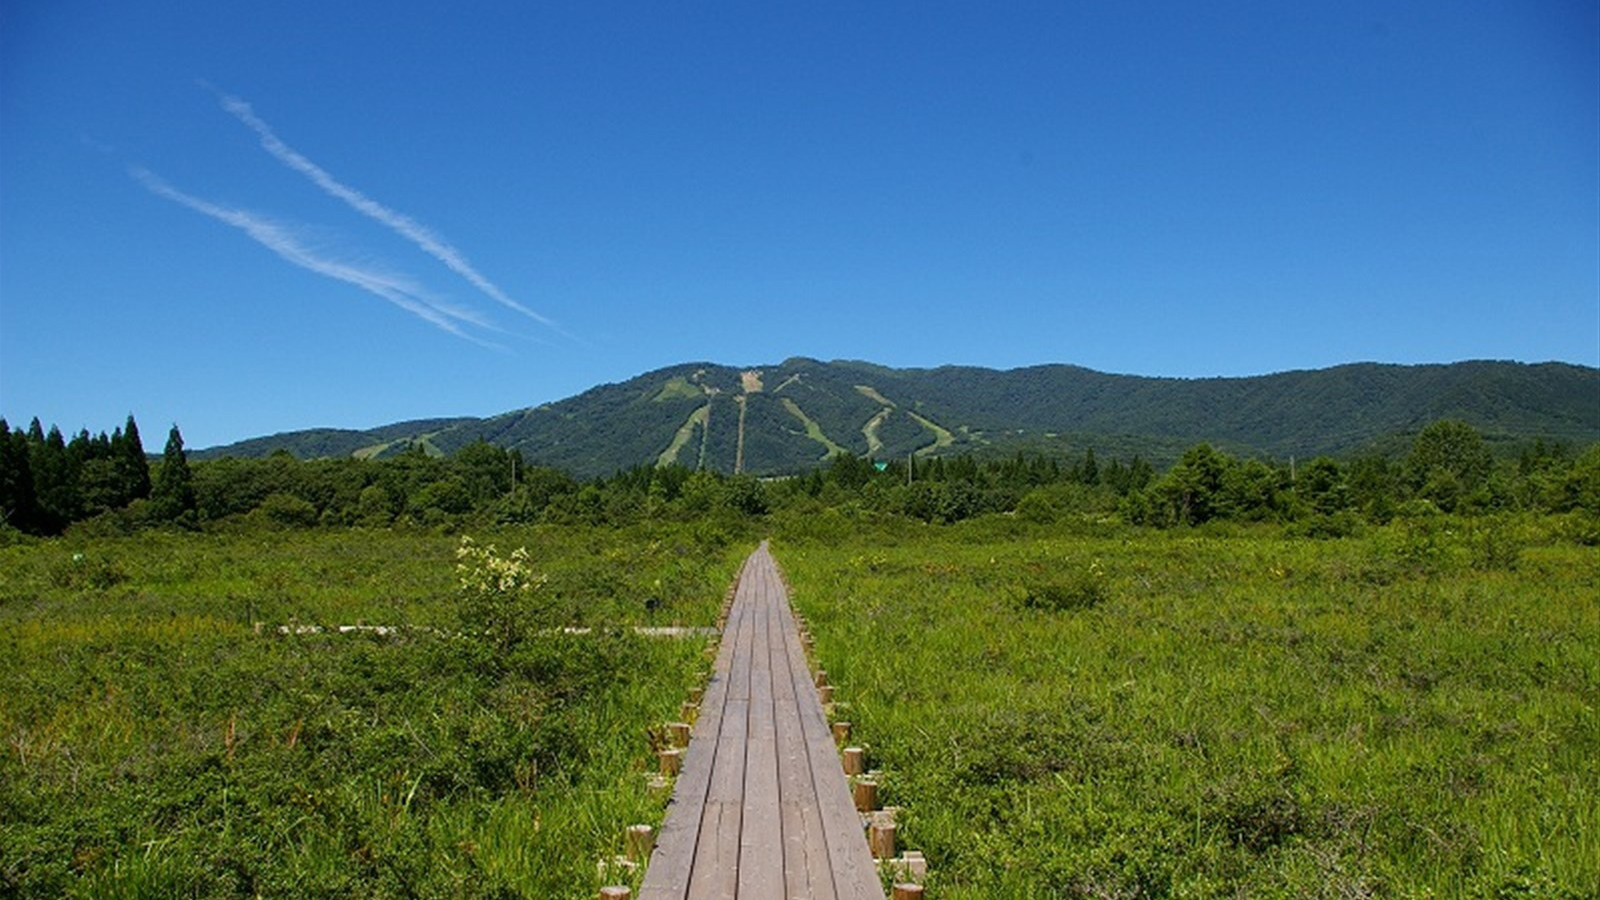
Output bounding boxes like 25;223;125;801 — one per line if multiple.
639;541;885;900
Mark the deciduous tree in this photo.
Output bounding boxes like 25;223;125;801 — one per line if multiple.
1407;420;1492;511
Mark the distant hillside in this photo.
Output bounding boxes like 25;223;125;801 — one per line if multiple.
193;417;478;461
194;359;1600;477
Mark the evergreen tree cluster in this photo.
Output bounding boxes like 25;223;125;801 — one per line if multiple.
0;415;173;534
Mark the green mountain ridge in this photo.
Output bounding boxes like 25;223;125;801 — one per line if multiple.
193;359;1600;477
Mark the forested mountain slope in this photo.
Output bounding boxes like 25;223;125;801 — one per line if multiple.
195;359;1600;477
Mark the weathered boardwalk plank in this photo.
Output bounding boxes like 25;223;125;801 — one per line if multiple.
639;542;884;900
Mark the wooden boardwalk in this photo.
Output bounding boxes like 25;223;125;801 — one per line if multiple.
639;542;885;900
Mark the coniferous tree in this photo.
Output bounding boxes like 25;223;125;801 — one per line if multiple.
30;425;81;532
78;445;123;517
66;429;92;462
1080;448;1100;485
119;415;152;501
152;425;196;522
0;419;38;532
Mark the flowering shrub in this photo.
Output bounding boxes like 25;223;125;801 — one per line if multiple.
456;536;552;651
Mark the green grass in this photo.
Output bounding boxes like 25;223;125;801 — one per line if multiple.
775;515;1598;898
6;514;1593;898
0;524;748;899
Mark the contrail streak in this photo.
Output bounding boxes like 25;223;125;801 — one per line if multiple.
212;89;557;330
132;167;497;345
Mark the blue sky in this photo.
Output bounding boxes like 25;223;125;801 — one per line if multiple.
2;1;1596;448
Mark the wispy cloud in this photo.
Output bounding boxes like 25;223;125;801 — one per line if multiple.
209;88;559;331
132;166;498;345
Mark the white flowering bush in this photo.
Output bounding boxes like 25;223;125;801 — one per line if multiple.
455;536;552;651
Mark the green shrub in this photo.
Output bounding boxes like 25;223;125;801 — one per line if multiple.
1017;560;1108;611
252;492;320;529
1557;511;1600;546
47;551;127;589
1286;510;1361;539
1469;516;1524;571
1390;504;1449;573
454;537;555;655
0;522;31;546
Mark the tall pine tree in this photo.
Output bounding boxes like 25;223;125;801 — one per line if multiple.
119;415;152;502
152;425;196;522
77;431;125;516
31;425;81;532
0;419;38;532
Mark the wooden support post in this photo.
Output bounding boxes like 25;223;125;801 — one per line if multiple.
658;748;682;776
869;821;896;860
832;721;851;745
818;685;834;704
680;702;699;725
624;824;654;862
892;885;924;900
667;721;691;747
853;778;878;812
646;774;671;800
687;686;704;704
843;746;865;775
814;670;828;688
599;888;632;900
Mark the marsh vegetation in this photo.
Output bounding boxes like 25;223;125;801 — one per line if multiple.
2;414;1595;897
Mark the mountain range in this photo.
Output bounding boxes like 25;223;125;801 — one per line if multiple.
194;359;1600;477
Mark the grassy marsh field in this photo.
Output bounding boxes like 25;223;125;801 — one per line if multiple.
2;512;1594;898
776;514;1597;898
0;524;747;899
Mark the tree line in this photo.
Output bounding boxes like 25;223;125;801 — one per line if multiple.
0;417;196;535
2;415;1596;539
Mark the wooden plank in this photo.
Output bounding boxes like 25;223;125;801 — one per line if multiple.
644;544;884;900
638;556;752;900
738;572;784;898
686;557;758;900
686;704;745;899
772;562;835;900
